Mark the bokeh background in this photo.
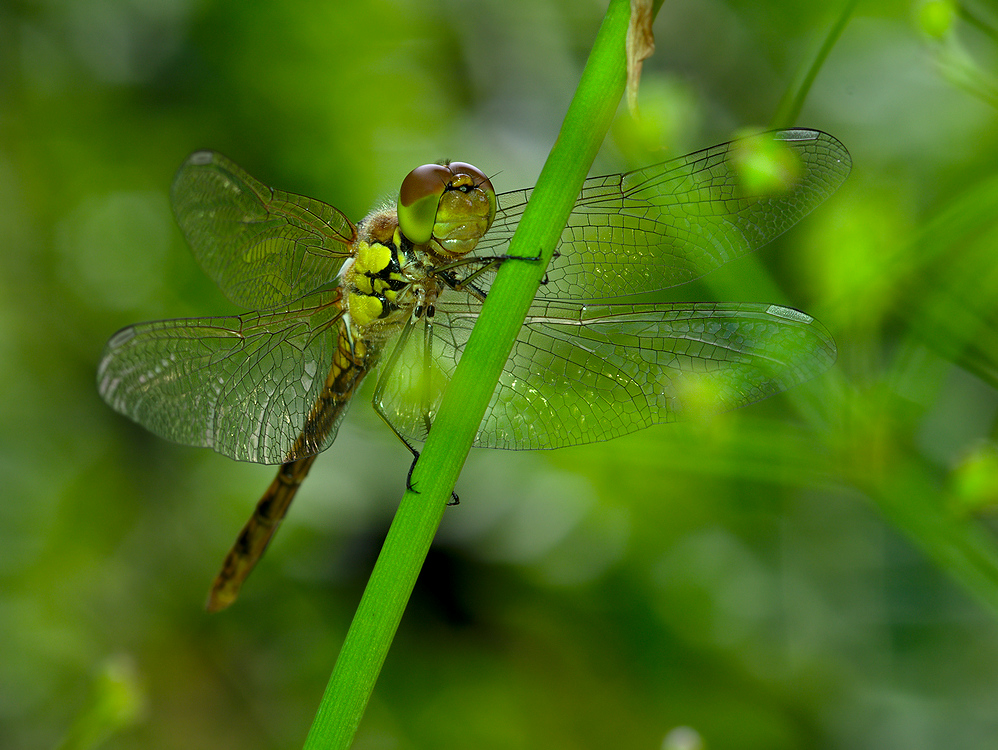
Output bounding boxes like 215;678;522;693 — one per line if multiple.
3;1;998;748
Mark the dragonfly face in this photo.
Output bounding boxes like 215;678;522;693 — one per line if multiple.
340;162;496;329
97;129;851;609
398;162;497;255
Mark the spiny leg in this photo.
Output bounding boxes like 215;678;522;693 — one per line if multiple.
433;251;549;299
372;312;459;504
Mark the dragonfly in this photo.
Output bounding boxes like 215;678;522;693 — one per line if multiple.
97;128;851;611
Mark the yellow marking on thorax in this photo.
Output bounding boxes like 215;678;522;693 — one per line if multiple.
353;240;392;279
348;292;384;328
347;236;409;328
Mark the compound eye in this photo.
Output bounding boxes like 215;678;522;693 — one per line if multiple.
446;163;493;192
445;162;497;231
398;164;450;244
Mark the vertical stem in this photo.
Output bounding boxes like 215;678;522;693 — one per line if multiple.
302;0;656;746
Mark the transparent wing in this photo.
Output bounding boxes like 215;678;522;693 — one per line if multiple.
97;289;346;464
172;151;357;309
477;129;851;300
374;300;836;450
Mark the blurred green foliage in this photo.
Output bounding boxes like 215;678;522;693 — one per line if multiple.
2;1;998;749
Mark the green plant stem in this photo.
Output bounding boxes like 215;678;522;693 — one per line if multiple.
770;0;857;128
301;1;658;747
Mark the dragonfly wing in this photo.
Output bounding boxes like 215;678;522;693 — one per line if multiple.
172;151;357;309
484;300;836;448
377;300;835;450
371;313;457;446
479;129;851;300
97;289;346;464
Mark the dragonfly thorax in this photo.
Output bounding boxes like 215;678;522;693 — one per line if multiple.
344;204;462;334
345;160;498;332
343;209;417;330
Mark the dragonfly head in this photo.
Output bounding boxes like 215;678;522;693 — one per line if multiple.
398;162;497;259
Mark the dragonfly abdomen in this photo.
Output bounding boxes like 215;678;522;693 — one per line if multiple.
208;322;377;611
206;453;319;612
287;323;374;461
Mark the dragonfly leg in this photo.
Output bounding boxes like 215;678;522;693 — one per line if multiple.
434;250;552;300
484;250;556;284
497;251;546;262
537;249;561;286
369;297;459;503
458;251;544;284
501;248;559;284
403;447;460;505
